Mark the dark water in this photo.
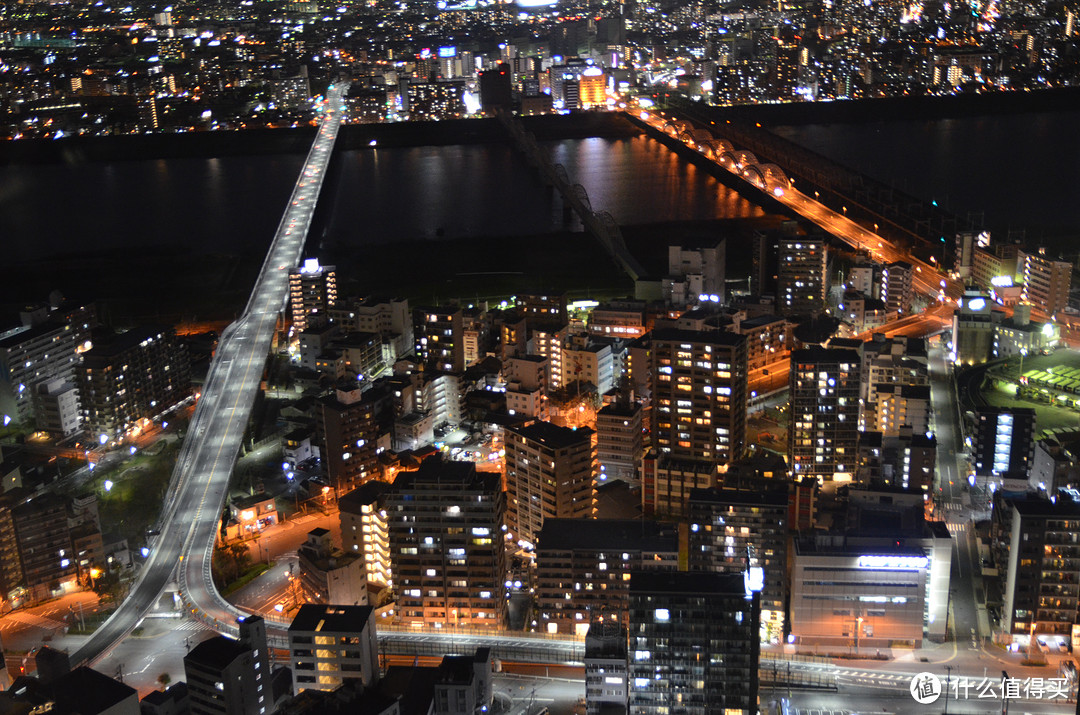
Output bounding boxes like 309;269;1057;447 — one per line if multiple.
1;135;765;264
772;110;1080;246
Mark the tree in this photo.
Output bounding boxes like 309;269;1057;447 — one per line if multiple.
158;672;171;688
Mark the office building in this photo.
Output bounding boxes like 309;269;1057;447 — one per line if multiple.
338;481;392;588
650;328;747;464
972;407;1036;481
536;519;678;635
596;402;644;487
479;63;512;114
297;528;368;607
952;290;999;366
999;493;1080;647
78;325;191;441
687;486;789;641
289;258;338;333
791;540;931;648
1021;249;1072;317
414;306;466;373
0;299;94;430
628;571;760;715
777;235;827;317
505;422;596;546
184;616;271;715
789;346;861;482
993;305;1059;358
879;261;914;315
584;620;628;715
386;456;506;628
288;604;379;694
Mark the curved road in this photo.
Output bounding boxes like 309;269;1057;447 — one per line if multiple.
72;85;346;664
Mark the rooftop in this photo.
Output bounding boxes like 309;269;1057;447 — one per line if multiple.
537;518;677;553
508;421;593;449
289;604;374;634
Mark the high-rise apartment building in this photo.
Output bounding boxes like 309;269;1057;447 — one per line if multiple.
777;235;826;317
879;261;914;315
536;519;678;635
584;620;629;715
289;258;337;333
687;486;789;641
1021;249;1072;317
184;616;271;715
532;324;568;390
338;481;392;589
504;422;596;547
385;456;507;628
649;329;747;464
77;325;190;441
0;299;94;430
316;387;380;495
596;402;644;487
1000;493;1080;646
288;604;379;694
628;571;760;715
413;306;466;373
789;346;861;482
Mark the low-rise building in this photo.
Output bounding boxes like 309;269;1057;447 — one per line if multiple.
288;604;379;694
297;528;368;607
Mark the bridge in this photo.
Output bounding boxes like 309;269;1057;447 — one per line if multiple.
72;84;348;665
628;107;964;303
497;111;647;282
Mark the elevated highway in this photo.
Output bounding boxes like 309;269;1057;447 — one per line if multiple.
72;84;348;665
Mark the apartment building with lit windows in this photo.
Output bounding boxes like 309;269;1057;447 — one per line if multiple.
649;329;747;464
627;571;760;715
339;481;392;589
78;325;191;441
505;421;596;546
1021;249;1072;317
413;305;466;373
777;236;826;317
0;299;94;430
316;387;380;495
789;346;861;482
288;604;379;694
385;456;506;628
289;258;337;333
687;486;789;641
536;519;678;635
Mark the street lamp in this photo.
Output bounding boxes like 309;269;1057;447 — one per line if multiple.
855;616;863;655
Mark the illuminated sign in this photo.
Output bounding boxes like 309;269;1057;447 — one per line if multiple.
967;297;986;312
990;275;1013;287
438;46;456;58
857;555;929;571
744;566;765;597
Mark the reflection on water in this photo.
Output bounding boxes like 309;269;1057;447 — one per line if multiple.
2;133;768;263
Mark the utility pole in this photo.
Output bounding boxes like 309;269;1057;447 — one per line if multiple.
944;665;953;715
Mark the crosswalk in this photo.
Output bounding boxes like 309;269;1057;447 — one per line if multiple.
6;611;66;631
175;620;210;632
947;522;967;534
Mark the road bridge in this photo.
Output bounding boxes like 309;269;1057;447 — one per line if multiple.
72;84;348;665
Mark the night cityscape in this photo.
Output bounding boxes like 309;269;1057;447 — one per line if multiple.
3;0;1080;711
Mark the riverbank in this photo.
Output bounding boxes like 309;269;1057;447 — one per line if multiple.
0;112;640;165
